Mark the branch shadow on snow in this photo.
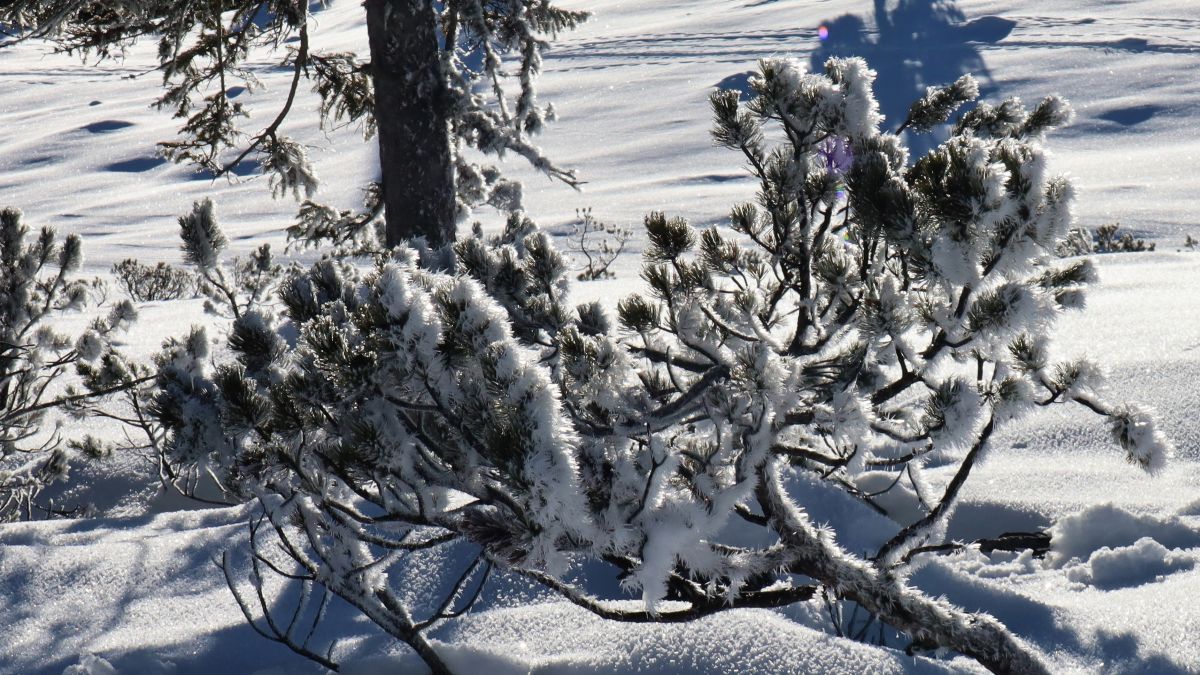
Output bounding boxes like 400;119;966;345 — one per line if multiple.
809;0;1014;157
1091;630;1193;675
911;561;1077;649
715;70;756;100
0;511;245;675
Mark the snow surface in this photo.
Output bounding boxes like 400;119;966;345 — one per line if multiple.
4;0;1200;673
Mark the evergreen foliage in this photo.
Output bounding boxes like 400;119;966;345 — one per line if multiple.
1056;226;1094;257
145;57;1170;675
287;183;386;256
900;74;980;133
0;208;141;520
54;202;282;507
181;199;282;320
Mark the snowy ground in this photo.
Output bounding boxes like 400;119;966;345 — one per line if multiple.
3;0;1200;673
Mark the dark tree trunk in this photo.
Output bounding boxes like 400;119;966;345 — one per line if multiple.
365;0;456;249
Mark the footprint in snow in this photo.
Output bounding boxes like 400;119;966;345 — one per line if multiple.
1096;105;1160;126
82;120;135;134
104;157;168;173
188;158;262;180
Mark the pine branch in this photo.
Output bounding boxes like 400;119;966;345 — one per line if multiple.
876;415;996;565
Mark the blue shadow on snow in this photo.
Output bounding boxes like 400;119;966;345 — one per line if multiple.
809;0;1014;157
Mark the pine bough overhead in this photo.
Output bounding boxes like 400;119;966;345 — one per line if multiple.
1;0;586;247
151;58;1169;675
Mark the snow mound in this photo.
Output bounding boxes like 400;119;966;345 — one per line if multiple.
423;603;980;675
61;655;117;675
1048;503;1200;567
1177;498;1200;517
971;550;1041;580
1064;537;1195;589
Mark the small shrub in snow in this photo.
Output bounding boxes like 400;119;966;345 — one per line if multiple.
1054;223;1155;256
1094;222;1154;253
569;207;631;280
0;208;141;520
145;200;282;503
57;201;281;507
111;258;195;302
148;59;1170;675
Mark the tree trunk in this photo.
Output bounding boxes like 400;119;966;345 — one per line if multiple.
365;0;456;249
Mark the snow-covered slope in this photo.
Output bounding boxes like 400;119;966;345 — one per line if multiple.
3;0;1200;673
4;0;1198;265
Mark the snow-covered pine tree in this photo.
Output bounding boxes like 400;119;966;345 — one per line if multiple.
148;58;1169;675
0;208;141;520
0;1;586;247
549;57;1167;673
152;214;594;673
